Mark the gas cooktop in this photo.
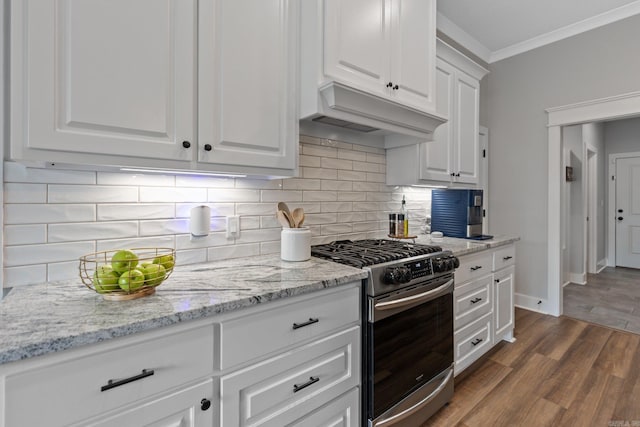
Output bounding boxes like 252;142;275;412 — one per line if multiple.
310;239;443;268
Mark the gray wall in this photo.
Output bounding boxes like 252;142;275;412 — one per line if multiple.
605;117;640;155
485;14;640;302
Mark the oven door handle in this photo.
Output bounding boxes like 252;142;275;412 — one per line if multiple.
374;279;453;311
374;367;454;426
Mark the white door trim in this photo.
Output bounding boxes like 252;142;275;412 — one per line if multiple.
583;144;597;274
608;152;640;267
546;91;640;316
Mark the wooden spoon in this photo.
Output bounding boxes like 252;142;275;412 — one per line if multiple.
276;210;292;228
292;208;305;228
277;202;292;222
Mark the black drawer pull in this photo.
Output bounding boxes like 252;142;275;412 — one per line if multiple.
470;297;482;304
503;256;513;261
471;338;483;346
293;376;319;393
495;278;500;283
292;317;319;330
101;369;154;392
470;266;483;271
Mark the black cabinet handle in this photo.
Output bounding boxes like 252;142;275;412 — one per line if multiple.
450;172;456;177
618;217;624;221
503;256;513;260
204;144;212;151
470;266;483;271
618;209;623;213
182;141;191;149
101;369;154;392
393;84;399;90
470;297;482;304
495;278;500;283
292;317;319;330
455;173;461;177
386;82;393;88
471;338;483;346
293;376;319;393
200;398;211;411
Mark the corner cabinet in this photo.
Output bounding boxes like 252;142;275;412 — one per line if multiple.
10;0;298;177
453;244;515;375
386;39;488;186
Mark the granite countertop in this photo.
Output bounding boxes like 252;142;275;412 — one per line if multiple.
0;255;367;366
412;235;520;256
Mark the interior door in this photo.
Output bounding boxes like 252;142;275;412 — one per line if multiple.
615;156;640;268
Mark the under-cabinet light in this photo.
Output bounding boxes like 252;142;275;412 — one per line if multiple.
119;168;247;178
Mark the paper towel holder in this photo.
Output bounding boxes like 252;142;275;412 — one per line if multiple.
190;205;211;237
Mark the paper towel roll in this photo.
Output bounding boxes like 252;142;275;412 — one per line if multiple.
190;205;211;237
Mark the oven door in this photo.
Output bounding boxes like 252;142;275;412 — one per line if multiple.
366;276;454;426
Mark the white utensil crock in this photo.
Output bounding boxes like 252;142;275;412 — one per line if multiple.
281;228;311;261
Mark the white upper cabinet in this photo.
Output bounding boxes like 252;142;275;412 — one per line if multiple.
11;0;298;177
11;0;196;168
198;0;298;172
386;39;488;185
300;0;444;139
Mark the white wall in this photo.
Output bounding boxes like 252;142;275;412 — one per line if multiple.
582;122;606;268
3;135;432;288
485;14;640;303
563;125;583;280
604;117;640;155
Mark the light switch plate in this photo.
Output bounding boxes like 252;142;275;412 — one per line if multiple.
226;215;240;239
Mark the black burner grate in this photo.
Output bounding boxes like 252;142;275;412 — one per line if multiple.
311;239;442;268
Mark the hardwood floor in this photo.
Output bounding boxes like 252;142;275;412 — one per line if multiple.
564;267;640;335
422;308;640;427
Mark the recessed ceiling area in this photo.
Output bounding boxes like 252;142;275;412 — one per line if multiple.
437;0;640;63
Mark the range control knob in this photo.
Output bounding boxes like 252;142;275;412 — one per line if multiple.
383;267;412;284
432;258;446;273
452;256;460;269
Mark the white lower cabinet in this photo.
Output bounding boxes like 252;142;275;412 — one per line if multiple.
0;283;361;427
453;244;515;375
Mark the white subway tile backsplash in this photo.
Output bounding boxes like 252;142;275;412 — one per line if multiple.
5;241;95;266
4;183;47;203
5;225;47;245
5;204;96;225
98;172;175;187
49;185;138;203
48;221;139;242
2;139;433;288
4;162;96;184
4;265;47;287
141;186;207;203
98;204;175;221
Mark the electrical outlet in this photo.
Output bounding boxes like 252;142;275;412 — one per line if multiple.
226;215;240;239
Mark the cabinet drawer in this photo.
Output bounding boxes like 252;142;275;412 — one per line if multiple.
221;326;360;427
493;244;515;271
454;312;492;375
456;252;492;284
219;286;359;370
454;275;492;330
289;388;360;427
5;325;214;427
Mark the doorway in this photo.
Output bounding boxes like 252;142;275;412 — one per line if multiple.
614;156;640;268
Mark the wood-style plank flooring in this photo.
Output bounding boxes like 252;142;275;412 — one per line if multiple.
564;267;640;335
422;308;640;427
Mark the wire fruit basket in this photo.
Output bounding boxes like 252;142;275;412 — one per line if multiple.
79;248;176;301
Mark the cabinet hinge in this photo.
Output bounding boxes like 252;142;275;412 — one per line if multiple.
483;209;486;217
612;175;615;181
482;149;486;158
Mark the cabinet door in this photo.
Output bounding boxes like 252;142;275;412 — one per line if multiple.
419;59;454;182
389;0;436;113
494;266;515;340
12;0;196;163
323;0;390;97
84;380;215;427
198;0;297;171
452;70;480;184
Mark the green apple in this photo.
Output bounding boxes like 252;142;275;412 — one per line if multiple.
153;254;175;271
93;265;120;293
111;249;139;274
118;269;145;291
140;263;166;286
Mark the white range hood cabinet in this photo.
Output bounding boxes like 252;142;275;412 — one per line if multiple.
299;0;447;149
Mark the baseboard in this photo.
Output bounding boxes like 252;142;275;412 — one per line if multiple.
514;293;547;314
569;272;586;285
596;258;607;273
562;280;571;288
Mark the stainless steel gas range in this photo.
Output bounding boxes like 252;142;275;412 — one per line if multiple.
311;239;459;426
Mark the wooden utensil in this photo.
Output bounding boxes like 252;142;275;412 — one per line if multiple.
292;207;305;228
277;202;292;221
276;210;292;228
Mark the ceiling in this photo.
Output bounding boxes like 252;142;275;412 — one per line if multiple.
437;0;640;63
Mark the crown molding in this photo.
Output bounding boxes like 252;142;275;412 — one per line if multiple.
436;12;491;64
490;1;640;63
546;91;640;126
